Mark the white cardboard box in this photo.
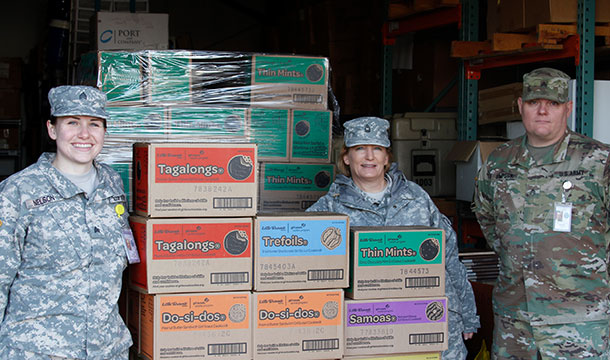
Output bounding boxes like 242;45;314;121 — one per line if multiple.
92;12;169;51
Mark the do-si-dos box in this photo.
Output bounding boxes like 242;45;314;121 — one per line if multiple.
345;297;448;356
129;216;252;294
133;143;257;217
254;212;349;291
253;289;343;360
139;292;251;360
343;353;441;360
348;226;445;299
258;162;335;212
250;54;329;110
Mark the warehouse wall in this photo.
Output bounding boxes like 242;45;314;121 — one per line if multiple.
0;0;47;59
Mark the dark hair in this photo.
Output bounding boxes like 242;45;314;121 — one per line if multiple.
336;144;393;177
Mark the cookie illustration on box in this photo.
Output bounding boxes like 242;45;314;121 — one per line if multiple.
425;301;445;322
419;238;440;261
314;170;331;189
227;155;253;181
321;227;342;251
306;64;324;82
228;303;247;323
224;230;249;256
322;301;339;320
294;120;310;137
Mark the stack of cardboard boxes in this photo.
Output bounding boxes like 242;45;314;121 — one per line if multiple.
343;227;448;359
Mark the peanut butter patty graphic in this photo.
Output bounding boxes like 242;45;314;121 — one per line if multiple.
321;227;342;250
224;230;249;256
419;238;440;261
227;155;253;180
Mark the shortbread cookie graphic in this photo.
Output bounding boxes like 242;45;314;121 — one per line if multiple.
224;230;249;256
425;301;445;322
314;170;331;188
419;238;440;261
306;64;324;82
322;301;339;320
321;227;342;250
294;120;310;137
228;303;247;323
227;155;253;181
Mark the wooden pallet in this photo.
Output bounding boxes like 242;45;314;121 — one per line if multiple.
451;23;610;59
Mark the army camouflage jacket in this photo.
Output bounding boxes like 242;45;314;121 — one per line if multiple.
0;153;132;359
308;163;481;333
474;130;610;326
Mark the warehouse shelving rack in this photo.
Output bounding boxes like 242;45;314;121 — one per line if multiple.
382;0;597;140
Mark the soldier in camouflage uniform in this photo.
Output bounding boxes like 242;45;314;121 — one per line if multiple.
0;86;134;359
474;68;610;359
308;116;480;359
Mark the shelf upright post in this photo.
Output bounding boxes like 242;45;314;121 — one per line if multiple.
458;0;479;141
575;0;595;137
382;38;394;117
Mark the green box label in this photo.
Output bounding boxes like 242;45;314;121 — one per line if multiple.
291;110;330;160
354;230;443;266
250;108;289;158
106;106;166;136
99;52;143;102
253;56;327;85
263;163;334;191
169;107;247;137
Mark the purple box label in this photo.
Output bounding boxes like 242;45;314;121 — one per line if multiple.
346;299;447;327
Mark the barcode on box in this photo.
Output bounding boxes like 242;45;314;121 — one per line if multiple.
405;276;441;288
293;94;323;104
302;338;339;351
211;272;249;284
308;269;344;281
213;197;252;209
409;332;444;344
208;342;247;355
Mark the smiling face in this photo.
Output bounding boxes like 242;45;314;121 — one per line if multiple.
518;97;572;147
343;144;389;189
47;115;106;174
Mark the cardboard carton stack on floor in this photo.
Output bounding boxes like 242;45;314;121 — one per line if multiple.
344;226;449;358
127;141;258;360
76;50;335;213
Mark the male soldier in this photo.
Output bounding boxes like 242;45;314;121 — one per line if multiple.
0;86;134;359
474;67;610;359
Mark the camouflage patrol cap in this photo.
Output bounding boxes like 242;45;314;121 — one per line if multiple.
343;116;391;148
48;85;108;120
522;67;570;103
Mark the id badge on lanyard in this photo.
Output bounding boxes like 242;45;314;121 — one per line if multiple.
553;181;573;232
115;204;140;264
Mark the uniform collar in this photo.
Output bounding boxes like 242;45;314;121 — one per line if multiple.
511;130;570;167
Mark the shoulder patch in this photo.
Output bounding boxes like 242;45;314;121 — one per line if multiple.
25;195;59;209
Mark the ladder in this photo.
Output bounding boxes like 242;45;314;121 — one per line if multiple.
68;0;149;82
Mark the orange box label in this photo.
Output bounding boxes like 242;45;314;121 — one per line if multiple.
256;290;342;328
152;222;251;259
159;293;250;332
155;147;256;183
